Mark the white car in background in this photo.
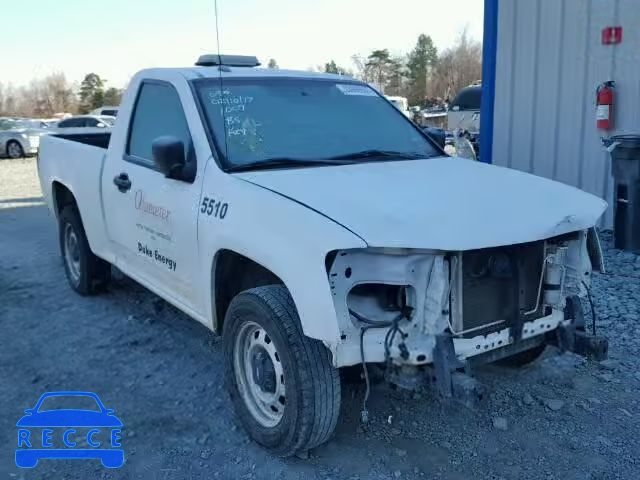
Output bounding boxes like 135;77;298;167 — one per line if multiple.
90;106;119;117
385;95;411;118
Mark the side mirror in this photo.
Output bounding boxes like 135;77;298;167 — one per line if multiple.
454;136;477;161
152;136;186;180
96;123;106;128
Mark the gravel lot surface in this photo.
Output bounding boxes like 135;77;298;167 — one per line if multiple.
1;158;639;479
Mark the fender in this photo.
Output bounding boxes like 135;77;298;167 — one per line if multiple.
198;173;366;342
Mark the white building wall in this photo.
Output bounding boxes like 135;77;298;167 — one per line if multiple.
492;0;640;227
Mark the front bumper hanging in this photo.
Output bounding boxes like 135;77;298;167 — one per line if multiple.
389;302;608;409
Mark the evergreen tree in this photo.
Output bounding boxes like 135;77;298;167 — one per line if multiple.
406;34;438;105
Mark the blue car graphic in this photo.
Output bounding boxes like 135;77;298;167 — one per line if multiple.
16;391;123;468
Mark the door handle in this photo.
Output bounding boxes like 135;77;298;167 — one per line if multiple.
113;173;131;193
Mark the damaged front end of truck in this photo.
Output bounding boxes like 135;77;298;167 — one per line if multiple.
327;227;608;409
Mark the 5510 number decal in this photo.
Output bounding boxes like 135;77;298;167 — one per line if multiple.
200;197;229;219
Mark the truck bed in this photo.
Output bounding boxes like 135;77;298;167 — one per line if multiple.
52;131;111;149
37;132;115;264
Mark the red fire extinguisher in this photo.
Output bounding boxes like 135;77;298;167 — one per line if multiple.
596;81;615;130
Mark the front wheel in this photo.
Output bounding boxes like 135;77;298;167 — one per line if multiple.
223;285;341;457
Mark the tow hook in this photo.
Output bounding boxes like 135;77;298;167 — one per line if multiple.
386;334;486;410
428;334;486;409
553;325;608;361
554;294;608;361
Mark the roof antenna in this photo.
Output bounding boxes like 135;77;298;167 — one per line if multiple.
214;0;222;64
214;0;230;160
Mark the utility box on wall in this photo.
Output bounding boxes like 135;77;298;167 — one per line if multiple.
488;0;640;227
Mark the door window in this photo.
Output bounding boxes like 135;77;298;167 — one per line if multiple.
126;82;193;167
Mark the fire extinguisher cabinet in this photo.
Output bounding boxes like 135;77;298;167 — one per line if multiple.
605;135;640;253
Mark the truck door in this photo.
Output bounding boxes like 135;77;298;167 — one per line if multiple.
102;80;204;313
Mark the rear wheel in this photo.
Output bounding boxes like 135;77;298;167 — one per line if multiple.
59;205;110;295
223;285;341;456
7;140;24;159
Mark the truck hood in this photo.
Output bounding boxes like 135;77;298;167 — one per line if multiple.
236;157;607;250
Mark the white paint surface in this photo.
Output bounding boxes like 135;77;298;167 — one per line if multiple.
238;156;607;250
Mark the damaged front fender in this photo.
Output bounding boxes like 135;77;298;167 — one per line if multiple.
328;248;452;367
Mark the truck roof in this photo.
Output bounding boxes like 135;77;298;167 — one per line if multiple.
135;66;356;83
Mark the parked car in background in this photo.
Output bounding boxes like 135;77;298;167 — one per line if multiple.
90;106;119;117
415;108;447;129
447;83;481;133
0;118;53;158
40;118;62;128
385;95;411;118
56;115;116;129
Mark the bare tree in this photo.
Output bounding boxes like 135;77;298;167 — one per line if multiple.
350;54;375;84
428;28;482;101
3;84;18;115
41;73;77;115
4;74;77;117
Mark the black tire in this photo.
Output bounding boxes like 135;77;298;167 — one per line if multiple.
565;295;585;330
496;344;546;367
7;140;24;159
59;205;110;295
223;285;341;457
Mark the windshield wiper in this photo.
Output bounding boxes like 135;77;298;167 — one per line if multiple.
226;157;355;172
328;149;427;160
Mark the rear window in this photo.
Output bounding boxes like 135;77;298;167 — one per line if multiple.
450;86;481;111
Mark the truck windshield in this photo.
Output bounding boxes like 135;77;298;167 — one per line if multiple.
194;78;439;171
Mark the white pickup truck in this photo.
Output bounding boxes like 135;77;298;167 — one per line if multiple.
38;54;608;457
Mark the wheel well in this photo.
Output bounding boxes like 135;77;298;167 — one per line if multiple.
52;182;77;216
5;139;23;154
212;250;283;332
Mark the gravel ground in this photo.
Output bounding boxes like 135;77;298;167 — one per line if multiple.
1;158;639;479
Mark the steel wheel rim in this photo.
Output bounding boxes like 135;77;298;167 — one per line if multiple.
64;223;81;284
233;320;286;427
8;142;22;158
